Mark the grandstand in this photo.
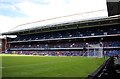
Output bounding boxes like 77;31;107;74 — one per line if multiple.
2;14;120;57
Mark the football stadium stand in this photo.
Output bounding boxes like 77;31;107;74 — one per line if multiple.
2;14;120;57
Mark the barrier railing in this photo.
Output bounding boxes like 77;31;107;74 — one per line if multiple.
86;57;116;79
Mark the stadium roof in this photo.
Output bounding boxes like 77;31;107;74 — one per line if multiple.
2;11;120;35
2;10;106;34
107;0;120;2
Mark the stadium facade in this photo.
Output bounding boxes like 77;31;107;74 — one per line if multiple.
0;37;7;53
0;38;2;52
2;14;120;57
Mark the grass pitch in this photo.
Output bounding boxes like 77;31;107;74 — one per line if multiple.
2;55;105;77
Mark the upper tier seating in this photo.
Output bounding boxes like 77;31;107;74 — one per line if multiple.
14;25;120;41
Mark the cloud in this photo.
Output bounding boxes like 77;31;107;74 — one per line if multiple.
15;0;108;19
0;0;108;33
15;0;67;19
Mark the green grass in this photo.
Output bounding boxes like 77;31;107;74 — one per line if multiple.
2;55;105;77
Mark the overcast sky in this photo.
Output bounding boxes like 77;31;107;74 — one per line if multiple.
0;0;108;33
